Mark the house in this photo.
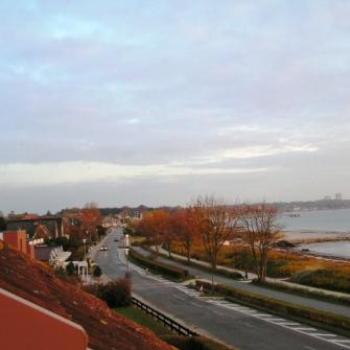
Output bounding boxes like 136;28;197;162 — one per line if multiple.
34;245;71;266
6;216;65;239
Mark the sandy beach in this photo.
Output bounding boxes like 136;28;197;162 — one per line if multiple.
282;230;350;244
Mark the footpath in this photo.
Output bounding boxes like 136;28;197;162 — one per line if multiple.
133;246;350;319
157;246;350;301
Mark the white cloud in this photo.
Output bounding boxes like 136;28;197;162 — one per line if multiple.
174;143;319;166
0;161;269;187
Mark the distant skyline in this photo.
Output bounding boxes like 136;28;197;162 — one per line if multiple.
1;1;350;213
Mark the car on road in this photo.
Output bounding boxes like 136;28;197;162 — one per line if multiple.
99;246;108;251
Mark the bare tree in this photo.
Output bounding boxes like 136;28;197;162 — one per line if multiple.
171;208;198;263
194;196;239;270
240;203;281;282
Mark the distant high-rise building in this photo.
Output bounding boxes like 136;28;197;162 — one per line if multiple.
323;195;332;201
335;193;343;200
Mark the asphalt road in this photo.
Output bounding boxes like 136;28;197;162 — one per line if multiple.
95;229;350;350
133;246;350;319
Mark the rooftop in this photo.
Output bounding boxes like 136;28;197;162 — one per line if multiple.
0;245;172;350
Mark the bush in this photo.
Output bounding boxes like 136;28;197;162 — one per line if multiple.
129;249;189;280
290;269;350;293
162;335;233;350
55;266;67;277
89;279;132;308
93;265;102;277
142;246;243;281
66;261;75;276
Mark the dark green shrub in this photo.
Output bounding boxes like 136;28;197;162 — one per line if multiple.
162;335;233;350
93;265;102;277
266;260;289;278
143;247;243;280
66;261;75;276
129;249;189;280
90;279;132;308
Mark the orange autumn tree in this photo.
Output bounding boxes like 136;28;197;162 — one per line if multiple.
239;203;281;282
79;206;102;242
171;208;199;263
194;196;239;270
137;210;171;254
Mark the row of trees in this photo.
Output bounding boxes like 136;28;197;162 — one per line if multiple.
135;197;281;281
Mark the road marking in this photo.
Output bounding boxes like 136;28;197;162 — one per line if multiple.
278;322;302;326
115;247;350;349
206;298;350;349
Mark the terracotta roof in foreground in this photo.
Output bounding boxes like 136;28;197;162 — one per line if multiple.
0;246;174;350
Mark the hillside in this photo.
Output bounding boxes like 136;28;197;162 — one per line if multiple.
0;245;173;350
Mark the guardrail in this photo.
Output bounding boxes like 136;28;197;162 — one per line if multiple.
131;297;197;337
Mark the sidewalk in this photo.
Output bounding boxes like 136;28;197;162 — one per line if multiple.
155;246;350;301
133;246;350;319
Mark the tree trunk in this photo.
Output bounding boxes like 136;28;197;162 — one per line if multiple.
167;241;172;257
186;247;191;263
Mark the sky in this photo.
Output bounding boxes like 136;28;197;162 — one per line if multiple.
1;0;350;213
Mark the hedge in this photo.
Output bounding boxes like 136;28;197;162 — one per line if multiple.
86;278;132;307
129;248;189;280
162;335;235;350
196;280;350;337
253;279;350;307
145;247;243;281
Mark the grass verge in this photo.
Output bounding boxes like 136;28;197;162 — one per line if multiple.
129;248;190;281
115;306;236;350
116;306;173;336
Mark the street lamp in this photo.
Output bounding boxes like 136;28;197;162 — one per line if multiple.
125;248;130;276
82;238;87;259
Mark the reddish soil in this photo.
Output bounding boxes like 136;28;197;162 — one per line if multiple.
0;245;174;350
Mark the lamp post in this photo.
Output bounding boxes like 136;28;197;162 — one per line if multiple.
82;238;87;259
125;248;130;276
124;233;130;278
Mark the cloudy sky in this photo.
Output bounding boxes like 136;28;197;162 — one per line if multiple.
1;0;350;213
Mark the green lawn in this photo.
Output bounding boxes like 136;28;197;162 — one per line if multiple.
115;306;174;336
115;305;236;350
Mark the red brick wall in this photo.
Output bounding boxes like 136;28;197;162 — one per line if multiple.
3;231;28;255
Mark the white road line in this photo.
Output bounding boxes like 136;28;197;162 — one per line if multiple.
315;334;338;338
266;318;287;322
123;251;350;349
206;298;350;349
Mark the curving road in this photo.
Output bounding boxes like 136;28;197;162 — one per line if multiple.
95;229;350;350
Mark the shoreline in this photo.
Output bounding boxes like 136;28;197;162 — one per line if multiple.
291;248;350;263
282;230;350;245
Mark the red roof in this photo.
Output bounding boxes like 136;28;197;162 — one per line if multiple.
0;246;173;350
